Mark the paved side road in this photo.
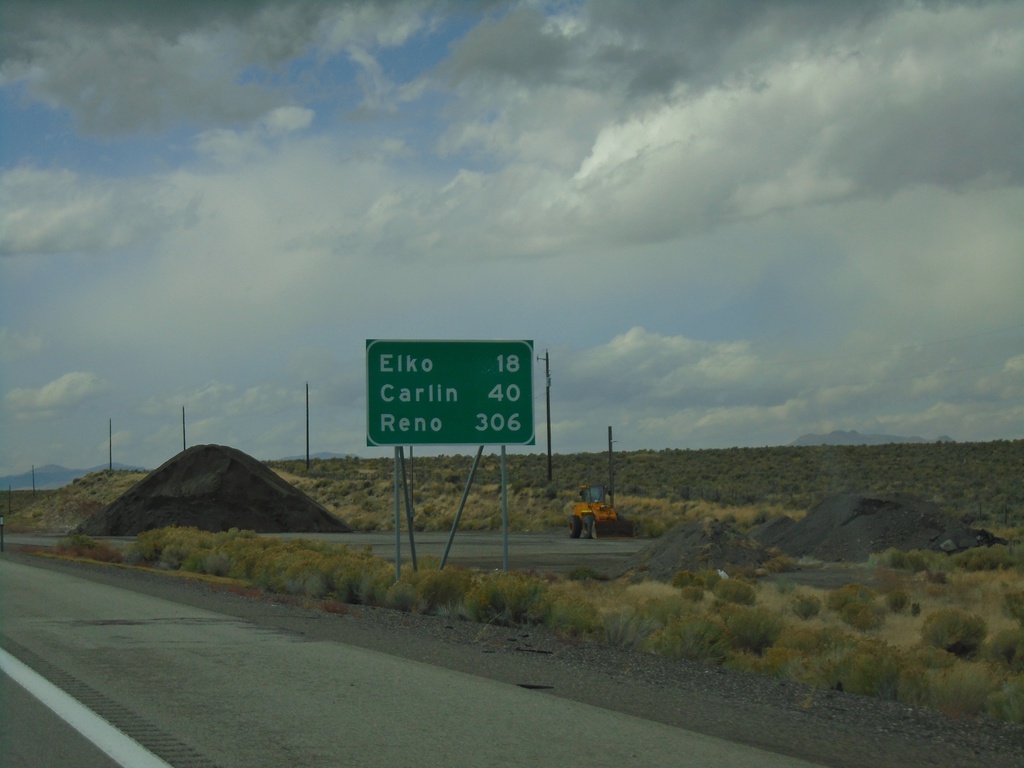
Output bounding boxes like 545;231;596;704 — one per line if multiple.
1;557;826;768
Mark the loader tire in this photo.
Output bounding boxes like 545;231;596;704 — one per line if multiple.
583;514;596;539
569;515;583;538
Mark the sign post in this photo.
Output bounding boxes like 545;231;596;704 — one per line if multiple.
367;340;534;577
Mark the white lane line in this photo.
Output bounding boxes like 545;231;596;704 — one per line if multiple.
0;648;173;768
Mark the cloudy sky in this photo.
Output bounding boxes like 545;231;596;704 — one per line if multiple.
1;0;1022;475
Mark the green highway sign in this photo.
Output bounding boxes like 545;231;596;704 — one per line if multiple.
366;340;535;446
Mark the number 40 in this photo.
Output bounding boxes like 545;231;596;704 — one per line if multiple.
488;384;520;402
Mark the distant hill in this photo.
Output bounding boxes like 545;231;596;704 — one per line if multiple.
789;430;954;447
0;462;146;490
279;452;356;461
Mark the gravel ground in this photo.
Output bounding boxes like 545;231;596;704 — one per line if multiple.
8;551;1023;768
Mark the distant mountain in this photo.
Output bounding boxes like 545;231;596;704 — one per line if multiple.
789;430;954;447
0;462;146;491
278;452;357;461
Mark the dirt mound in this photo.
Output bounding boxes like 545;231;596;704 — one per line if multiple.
623;518;775;581
76;444;351;535
753;492;981;562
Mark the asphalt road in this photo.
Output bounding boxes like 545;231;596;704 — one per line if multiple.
0;672;121;768
0;557;827;768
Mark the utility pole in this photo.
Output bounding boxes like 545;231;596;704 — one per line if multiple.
607;426;615;509
182;407;186;452
306;382;310;472
109;418;112;471
538;349;552;482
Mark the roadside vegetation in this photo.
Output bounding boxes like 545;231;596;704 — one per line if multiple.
11;439;1023;724
7;440;1022;534
51;526;1024;725
271;439;1024;535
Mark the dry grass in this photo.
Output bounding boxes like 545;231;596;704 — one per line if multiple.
558;552;1024;722
6;470;146;532
272;463;812;538
32;520;1024;723
13;451;1024;723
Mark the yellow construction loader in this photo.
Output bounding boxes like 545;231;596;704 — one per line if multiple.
568;484;635;538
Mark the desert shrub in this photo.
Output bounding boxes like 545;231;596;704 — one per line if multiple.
725;607;784;656
761;554;796;574
646;616;730;663
951;544;1020;572
638;519;672;538
385;581;419;612
984;628;1024;673
926;662;1001;718
54;534;123;563
825;583;876;612
699;569;724;590
546;597;601;638
672;570;705;588
872;548;937;573
1004;591;1024;627
640;595;699;626
127;528;168;562
987;675;1024;723
567;566;606;581
922;608;988;658
832;641;904;700
133;526;216;567
679;586;705;603
289;568;330;599
604;610;659;649
777;625;848;655
791;592;822;620
772;578;796;595
157;543;193;570
885;589;909;613
712;579;756;606
55;533;97;551
886;646;956;708
413;567;474;614
356;568;392;607
465;572;550;626
329;564;366;603
747;646;807;677
840;601;886;632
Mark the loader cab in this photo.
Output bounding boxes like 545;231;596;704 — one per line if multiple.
580;484;606;504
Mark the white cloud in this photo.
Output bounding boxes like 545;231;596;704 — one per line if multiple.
5;371;104;415
1;1;1021;472
260;105;314;136
196;106;316;164
0;328;45;362
0;167;189;256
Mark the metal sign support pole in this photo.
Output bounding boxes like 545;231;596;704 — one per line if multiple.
393;446;401;581
399;447;417;571
501;445;509;572
440;446;484;569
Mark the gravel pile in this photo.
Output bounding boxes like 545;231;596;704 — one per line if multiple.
622;517;775;580
76;444;351;535
753;492;986;562
624;491;1003;579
